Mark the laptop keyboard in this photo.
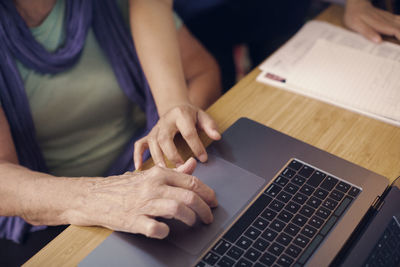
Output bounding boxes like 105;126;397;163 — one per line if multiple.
195;159;361;267
363;216;400;267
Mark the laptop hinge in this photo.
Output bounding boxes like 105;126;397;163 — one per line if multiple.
371;196;385;211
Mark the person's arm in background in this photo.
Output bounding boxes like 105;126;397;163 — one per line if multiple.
129;0;222;170
344;0;400;42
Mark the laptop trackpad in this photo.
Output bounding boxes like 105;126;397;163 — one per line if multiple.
165;154;266;255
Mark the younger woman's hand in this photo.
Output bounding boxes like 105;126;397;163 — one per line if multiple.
134;104;221;169
344;0;400;43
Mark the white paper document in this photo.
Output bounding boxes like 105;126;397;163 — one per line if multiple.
257;21;400;126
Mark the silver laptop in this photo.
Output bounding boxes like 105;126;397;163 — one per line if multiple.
80;117;399;267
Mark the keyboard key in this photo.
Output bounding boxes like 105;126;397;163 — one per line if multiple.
227;246;244;260
269;200;285;212
244;248;261;262
298;165;314;178
275;176;289;187
323;198;338;210
253;238;270;252
334;196;353;217
329;190;344;201
277;254;294;267
314;188;329;200
285;201;301;214
262;228;278;242
261;208;277;221
309;216;324;229
276;233;293;246
270;219;286;232
293;193;307;205
297;234;323;264
218;256;235;267
300;184;315;196
307;171;326;187
278;210;294;223
293;214;307;227
288;160;303;171
320;176;338;191
282;168;296;178
286;244;302;258
244;226;261;240
294;234;310;248
224;194;272;243
203;252;220;265
265;184;282;197
336;181;351;193
236;236;253;250
282;168;296;179
213;239;231;255
348;187;361;197
284;223;300;237
316;207;331;219
301;224;317;238
195;262;205;267
284;183;300;194
306;196;322;209
236;258;252;267
259;252;277;266
253;217;269;231
299;205;315;217
268;242;285;256
292;175;306;186
277;191;293;203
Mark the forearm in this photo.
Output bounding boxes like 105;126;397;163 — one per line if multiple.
130;0;189;115
0;161;95;226
187;68;221;109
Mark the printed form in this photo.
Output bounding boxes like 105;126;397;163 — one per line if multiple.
257;21;400;126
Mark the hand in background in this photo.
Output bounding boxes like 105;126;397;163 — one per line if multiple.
76;158;218;239
344;0;400;43
134;104;221;169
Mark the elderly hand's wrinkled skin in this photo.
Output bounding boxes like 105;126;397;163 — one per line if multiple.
72;158;217;239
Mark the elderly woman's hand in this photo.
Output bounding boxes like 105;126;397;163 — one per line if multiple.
134;104;221;169
344;0;400;43
71;158;217;239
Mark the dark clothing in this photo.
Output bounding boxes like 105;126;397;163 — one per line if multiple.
0;226;66;267
174;0;312;91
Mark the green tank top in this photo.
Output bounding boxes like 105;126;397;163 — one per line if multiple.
10;0;181;177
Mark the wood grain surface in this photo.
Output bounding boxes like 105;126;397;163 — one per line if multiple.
24;5;400;267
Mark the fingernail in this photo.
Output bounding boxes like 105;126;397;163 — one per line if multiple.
199;153;207;162
176;162;183;168
372;36;381;43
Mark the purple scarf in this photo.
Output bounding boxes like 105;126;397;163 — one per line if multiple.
0;0;157;243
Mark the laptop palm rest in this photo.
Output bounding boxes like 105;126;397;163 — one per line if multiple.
80;154;266;266
164;154;266;255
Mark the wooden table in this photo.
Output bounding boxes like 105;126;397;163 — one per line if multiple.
24;5;400;266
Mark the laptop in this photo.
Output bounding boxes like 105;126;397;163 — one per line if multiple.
80;117;400;267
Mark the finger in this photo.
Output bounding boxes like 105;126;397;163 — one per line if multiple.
353;20;382;43
175;157;197;175
157;130;184;167
162;186;213;224
176;116;207;162
148;136;166;167
145;198;197;226
197;111;221;140
133;215;170;239
164;172;218;208
365;17;400;40
134;138;149;170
